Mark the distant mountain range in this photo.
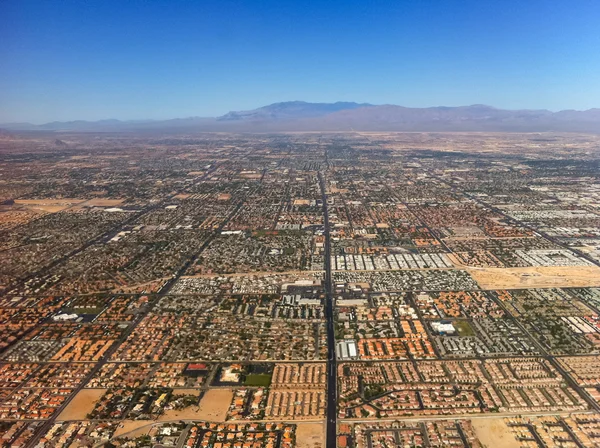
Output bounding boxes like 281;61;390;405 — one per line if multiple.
3;101;600;133
218;101;372;121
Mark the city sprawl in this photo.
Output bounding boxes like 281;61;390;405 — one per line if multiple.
1;131;600;447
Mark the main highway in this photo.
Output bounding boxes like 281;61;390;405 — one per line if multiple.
318;170;337;448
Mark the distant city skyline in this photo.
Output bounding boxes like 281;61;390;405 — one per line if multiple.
1;0;600;123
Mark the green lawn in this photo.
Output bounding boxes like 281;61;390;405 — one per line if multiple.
244;374;272;387
454;320;475;337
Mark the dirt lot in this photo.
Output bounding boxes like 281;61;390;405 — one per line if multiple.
173;388;233;421
472;418;520;448
296;422;325;448
79;198;125;207
14;198;85;213
466;265;600;289
112;389;230;438
111;277;169;294
158;389;204;421
57;389;106;421
113;420;152;438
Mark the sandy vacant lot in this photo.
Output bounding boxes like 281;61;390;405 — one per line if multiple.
14;198;85;213
57;389;106;421
186;388;233;421
472;418;519;448
79;198;125;207
158;389;205;421
467;265;600;289
113;389;229;438
111;277;169;294
113;420;152;438
296;423;325;448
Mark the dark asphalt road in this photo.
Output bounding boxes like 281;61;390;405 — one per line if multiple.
319;171;337;448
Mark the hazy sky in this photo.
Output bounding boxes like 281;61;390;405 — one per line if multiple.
1;0;600;123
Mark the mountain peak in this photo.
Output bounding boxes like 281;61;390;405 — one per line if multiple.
217;101;372;121
2;102;600;133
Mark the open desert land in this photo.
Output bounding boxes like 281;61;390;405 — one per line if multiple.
57;389;106;421
296;422;325;448
467;265;600;289
77;198;125;207
13;198;86;212
157;389;204;421
187;388;233;421
112;420;153;438
472;418;520;448
109;277;169;294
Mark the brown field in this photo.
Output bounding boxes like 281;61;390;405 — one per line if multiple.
113;420;152;438
467;265;600;289
472;418;520;448
158;389;203;421
169;388;233;422
80;198;125;207
14;198;85;212
57;388;106;421
296;422;325;448
109;278;169;294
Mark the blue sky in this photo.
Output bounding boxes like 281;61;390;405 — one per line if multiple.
1;0;600;123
